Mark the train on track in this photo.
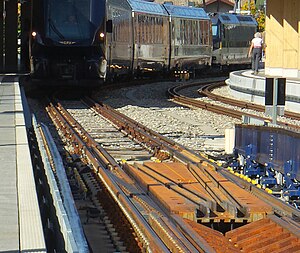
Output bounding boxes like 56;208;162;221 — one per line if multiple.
29;0;257;85
211;12;257;67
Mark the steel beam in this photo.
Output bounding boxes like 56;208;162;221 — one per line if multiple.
20;1;30;71
0;1;3;72
5;0;18;72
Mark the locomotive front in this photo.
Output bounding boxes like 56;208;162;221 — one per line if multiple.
30;0;108;83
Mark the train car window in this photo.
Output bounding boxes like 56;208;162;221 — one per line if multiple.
225;25;256;47
137;15;142;43
154;18;158;43
138;15;164;45
205;21;209;45
143;16;146;43
145;16;148;43
174;19;181;45
208;21;212;46
106;20;112;33
188;20;192;44
135;16;140;43
144;16;147;43
236;16;253;22
157;18;161;43
196;21;200;45
221;15;230;21
146;16;149;43
185;20;189;45
138;14;158;44
149;16;152;43
201;21;206;45
191;20;196;45
141;16;145;43
112;8;130;43
184;20;188;45
46;0;92;41
150;17;154;44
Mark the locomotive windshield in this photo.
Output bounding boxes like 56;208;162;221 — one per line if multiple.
46;0;93;41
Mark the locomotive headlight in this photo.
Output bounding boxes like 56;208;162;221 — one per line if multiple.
99;32;105;39
32;31;37;37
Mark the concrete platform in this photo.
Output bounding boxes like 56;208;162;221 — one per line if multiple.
0;75;46;252
226;69;300;113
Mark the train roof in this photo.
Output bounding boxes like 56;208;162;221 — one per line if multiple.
163;5;210;20
128;0;168;16
211;13;257;26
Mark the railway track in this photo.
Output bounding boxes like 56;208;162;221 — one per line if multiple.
201;82;300;121
42;95;300;252
168;81;300;131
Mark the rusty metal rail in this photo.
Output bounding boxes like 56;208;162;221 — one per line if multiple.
45;97;300;252
168;81;300;130
225;215;300;252
124;162;272;223
45;101;171;252
220;168;300;220
168;83;258;120
82;96;203;164
82;97;300;220
200;82;300;122
46;100;215;252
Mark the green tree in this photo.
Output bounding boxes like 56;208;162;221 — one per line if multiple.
241;0;265;31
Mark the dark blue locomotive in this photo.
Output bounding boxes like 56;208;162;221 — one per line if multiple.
232;124;300;207
29;0;213;84
29;0;109;83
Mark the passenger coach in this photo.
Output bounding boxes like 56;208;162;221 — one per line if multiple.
105;0;212;80
164;4;212;72
106;0;170;79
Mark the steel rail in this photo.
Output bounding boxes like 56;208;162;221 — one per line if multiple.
200;82;300;122
47;96;300;251
46;102;170;252
46;100;205;253
167;84;300;219
168;82;300;130
82;96;205;164
168;84;256;120
219;166;300;220
82;97;276;221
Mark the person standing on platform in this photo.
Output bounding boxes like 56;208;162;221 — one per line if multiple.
248;32;263;75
